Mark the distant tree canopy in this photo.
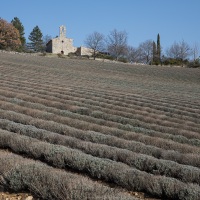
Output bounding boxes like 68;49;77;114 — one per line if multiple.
166;40;191;66
0;18;21;50
28;25;43;52
137;40;153;64
11;17;26;49
107;29;128;60
42;34;52;52
43;34;52;45
126;46;141;63
84;31;105;60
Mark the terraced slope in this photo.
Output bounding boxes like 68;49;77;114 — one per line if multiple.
0;52;200;200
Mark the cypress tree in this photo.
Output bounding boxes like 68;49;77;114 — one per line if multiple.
157;33;161;63
152;41;157;64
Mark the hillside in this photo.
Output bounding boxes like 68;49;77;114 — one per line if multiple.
0;52;200;200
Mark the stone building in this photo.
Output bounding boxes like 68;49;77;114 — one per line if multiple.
46;25;92;56
76;46;93;56
46;25;77;55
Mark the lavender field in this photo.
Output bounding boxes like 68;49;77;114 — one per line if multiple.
0;52;200;200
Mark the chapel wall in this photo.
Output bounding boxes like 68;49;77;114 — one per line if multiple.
46;25;91;56
52;37;77;55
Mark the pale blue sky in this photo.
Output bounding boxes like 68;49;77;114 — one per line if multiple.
1;0;200;53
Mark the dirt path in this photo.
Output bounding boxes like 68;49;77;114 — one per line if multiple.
0;191;162;200
0;192;33;200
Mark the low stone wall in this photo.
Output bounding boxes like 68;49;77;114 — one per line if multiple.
0;50;40;56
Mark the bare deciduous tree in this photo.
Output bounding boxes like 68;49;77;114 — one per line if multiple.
166;40;191;61
126;46;141;63
106;29;128;60
84;31;105;60
43;34;52;51
137;40;153;64
191;43;199;61
43;34;52;45
179;40;191;61
166;42;180;59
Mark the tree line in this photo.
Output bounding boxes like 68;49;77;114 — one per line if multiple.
0;17;50;52
85;31;199;67
0;17;199;67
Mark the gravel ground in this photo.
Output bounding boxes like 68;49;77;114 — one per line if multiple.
0;192;33;200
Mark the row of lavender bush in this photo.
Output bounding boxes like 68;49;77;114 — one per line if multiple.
0;84;199;144
0;151;134;200
0;129;200;200
0;93;200;155
1;119;200;186
1;90;200;154
0;109;200;168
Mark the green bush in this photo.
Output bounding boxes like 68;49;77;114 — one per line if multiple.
118;57;128;63
96;53;114;60
163;58;189;66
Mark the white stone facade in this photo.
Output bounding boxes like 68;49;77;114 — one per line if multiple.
46;25;77;55
77;46;93;57
46;25;93;56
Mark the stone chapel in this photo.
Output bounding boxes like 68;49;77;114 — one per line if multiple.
46;25;77;55
46;25;92;56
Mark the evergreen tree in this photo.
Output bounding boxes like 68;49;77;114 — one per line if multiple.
28;26;43;52
152;41;157;64
11;17;26;49
157;33;161;63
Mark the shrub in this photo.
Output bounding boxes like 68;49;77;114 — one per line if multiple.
57;53;65;58
96;53;114;60
163;58;189;66
0;153;135;200
187;60;200;68
1;130;200;199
